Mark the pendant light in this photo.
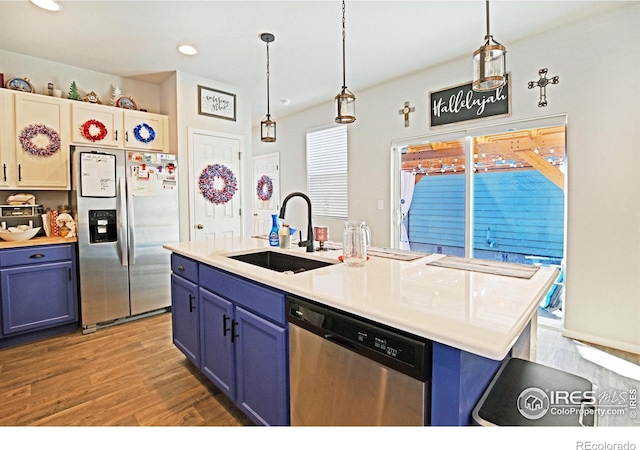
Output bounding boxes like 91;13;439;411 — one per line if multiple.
472;0;507;92
260;33;276;142
335;0;355;124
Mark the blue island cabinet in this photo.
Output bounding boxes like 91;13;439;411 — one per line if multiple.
170;253;200;367
169;253;289;426
0;243;79;347
430;342;506;425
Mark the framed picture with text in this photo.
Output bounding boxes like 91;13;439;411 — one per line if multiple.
198;85;236;121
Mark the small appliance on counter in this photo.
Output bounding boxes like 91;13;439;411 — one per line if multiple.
0;204;46;237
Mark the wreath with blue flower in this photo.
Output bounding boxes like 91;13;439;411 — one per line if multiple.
199;164;238;205
19;124;61;157
133;123;156;144
256;175;273;201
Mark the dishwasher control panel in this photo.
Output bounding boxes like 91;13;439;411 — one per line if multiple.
287;295;431;381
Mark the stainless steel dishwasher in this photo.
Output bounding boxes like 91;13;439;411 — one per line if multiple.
287;294;432;426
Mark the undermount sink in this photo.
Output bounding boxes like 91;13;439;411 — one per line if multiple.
226;250;334;274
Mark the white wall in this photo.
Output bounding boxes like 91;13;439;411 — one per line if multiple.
253;4;640;354
173;71;253;241
0;49;162;113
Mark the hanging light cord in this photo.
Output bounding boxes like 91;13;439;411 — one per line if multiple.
341;0;347;90
266;39;271;117
485;0;491;39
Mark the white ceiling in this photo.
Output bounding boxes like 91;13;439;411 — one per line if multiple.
0;1;630;123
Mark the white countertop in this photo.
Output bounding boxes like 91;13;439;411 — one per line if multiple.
164;237;558;361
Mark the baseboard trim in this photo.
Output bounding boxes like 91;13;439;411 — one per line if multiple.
561;328;640;356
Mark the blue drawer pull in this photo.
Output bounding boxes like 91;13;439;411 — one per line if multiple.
29;253;46;259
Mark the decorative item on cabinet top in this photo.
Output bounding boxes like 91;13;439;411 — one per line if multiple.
6;77;35;93
116;96;137;110
82;91;101;104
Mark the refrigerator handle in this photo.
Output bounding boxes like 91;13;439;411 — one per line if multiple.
118;177;128;267
126;176;136;265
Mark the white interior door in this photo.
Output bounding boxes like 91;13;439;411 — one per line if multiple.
252;153;280;236
189;130;242;241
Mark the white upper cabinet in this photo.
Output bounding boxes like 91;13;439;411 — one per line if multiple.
13;92;70;190
122;110;168;151
71;101;123;148
71;102;168;151
0;90;12;188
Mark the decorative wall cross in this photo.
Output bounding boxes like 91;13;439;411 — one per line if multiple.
399;101;415;127
528;68;559;108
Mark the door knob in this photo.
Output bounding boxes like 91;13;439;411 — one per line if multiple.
196;224;204;229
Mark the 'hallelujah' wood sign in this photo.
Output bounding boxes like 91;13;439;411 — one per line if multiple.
429;75;511;127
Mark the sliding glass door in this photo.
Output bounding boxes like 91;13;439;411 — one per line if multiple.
392;116;566;318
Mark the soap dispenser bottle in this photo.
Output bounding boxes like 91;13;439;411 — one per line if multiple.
269;214;280;247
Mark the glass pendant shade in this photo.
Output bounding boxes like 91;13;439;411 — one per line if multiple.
473;39;506;91
261;116;276;142
335;0;355;124
335;88;356;124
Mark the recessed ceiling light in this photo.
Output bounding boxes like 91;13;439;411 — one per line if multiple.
30;0;62;11
177;44;198;56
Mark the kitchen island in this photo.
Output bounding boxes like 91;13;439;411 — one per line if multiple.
164;237;558;426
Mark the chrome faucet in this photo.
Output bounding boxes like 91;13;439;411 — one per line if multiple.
279;192;314;252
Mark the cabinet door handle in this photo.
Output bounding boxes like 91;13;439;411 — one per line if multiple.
223;314;230;336
18;164;22;182
231;320;239;343
2;163;6;182
115;130;118;141
125;131;129;142
177;265;185;271
29;253;46;259
188;294;195;312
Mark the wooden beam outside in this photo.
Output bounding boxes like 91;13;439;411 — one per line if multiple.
516;149;565;190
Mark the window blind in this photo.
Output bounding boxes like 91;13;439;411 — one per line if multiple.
306;125;348;219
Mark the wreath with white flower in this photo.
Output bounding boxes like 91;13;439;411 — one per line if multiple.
80;119;108;142
199;164;238;205
256;175;273;201
133;123;156;144
19;124;61;157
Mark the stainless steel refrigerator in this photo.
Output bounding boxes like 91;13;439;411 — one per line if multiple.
70;147;179;333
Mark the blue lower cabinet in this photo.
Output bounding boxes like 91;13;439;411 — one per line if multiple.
200;289;234;397
171;272;200;367
1;261;76;335
0;244;78;344
171;258;289;426
234;306;287;426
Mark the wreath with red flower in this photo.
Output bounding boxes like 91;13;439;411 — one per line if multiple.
19;124;61;157
199;164;238;205
256;175;273;201
80;119;108;142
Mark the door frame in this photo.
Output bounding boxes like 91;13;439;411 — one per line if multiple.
252;152;281;236
187;128;245;241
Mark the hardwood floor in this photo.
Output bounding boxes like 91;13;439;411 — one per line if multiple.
0;312;253;426
2;310;638;428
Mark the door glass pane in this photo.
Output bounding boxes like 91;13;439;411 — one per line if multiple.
470;125;566;266
401;138;466;255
